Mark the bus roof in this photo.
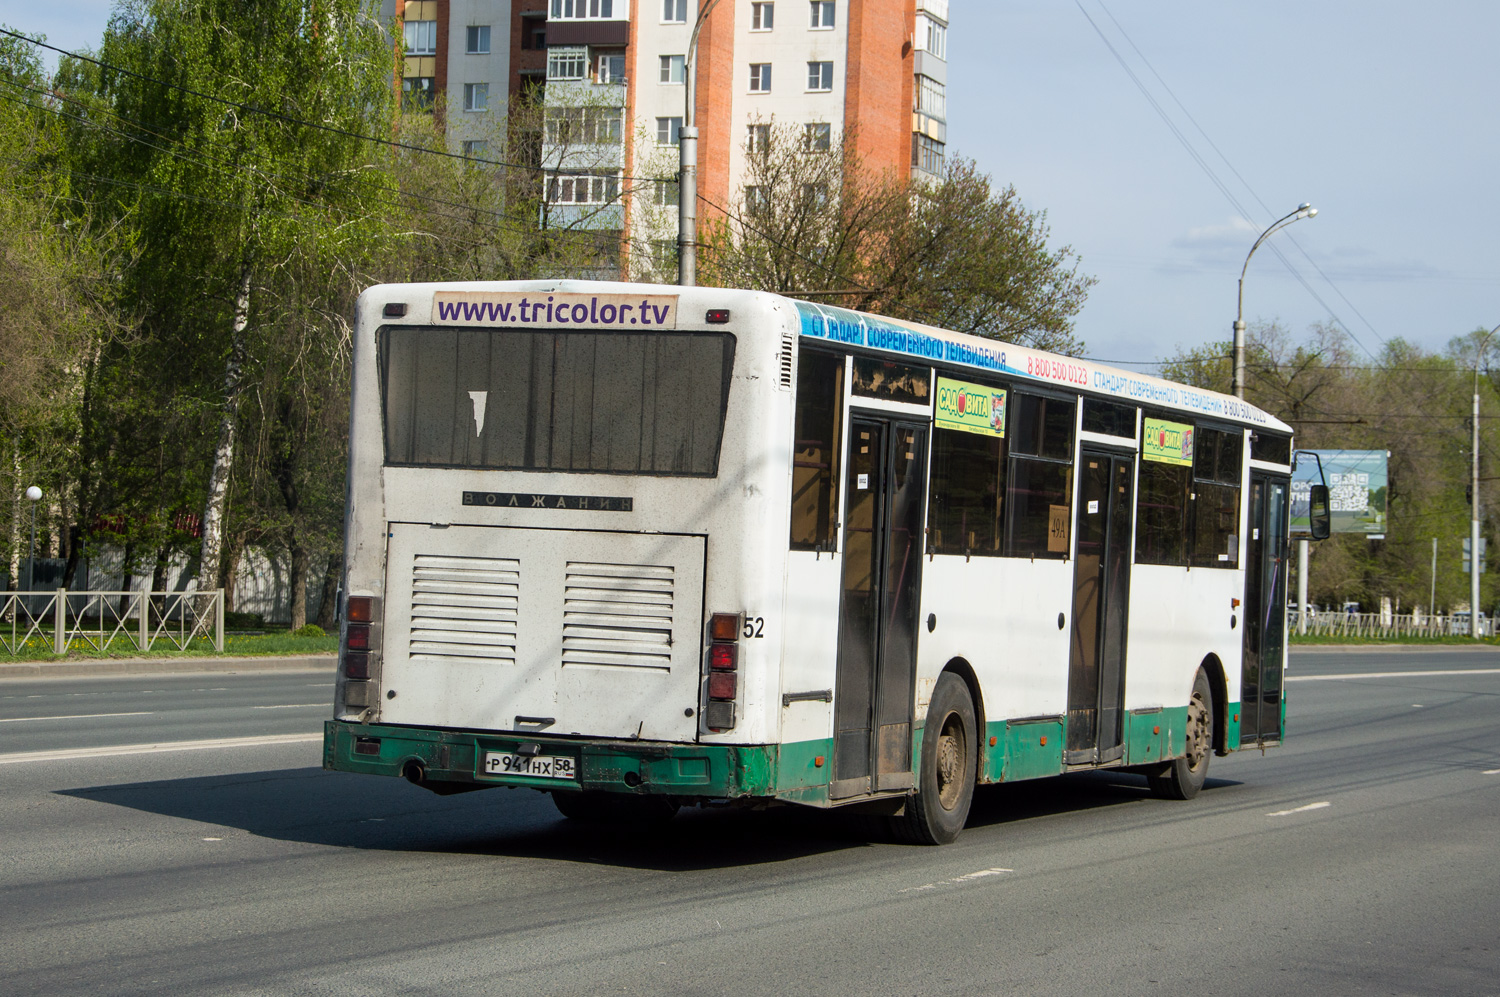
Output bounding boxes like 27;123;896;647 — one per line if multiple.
359;279;1292;435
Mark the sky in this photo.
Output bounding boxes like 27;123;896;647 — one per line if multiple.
13;1;1500;370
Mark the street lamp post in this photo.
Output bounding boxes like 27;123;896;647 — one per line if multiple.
24;485;41;593
678;0;726;287
1233;203;1317;399
1470;323;1500;639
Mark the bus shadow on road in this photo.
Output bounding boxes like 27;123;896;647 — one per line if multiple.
55;766;1243;869
54;766;867;870
965;770;1244;831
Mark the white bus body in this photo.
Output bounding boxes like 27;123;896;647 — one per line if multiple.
325;280;1295;842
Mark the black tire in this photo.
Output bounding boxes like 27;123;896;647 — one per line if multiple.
893;672;977;845
551;791;678;826
1148;669;1213;800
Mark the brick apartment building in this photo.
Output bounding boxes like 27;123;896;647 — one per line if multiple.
384;0;950;273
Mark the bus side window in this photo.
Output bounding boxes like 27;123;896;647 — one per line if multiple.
1189;428;1243;568
1005;393;1075;558
928;428;1007;555
1136;462;1190;565
790;350;844;551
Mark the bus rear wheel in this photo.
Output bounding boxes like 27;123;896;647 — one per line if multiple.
893;672;977;845
1148;670;1213;800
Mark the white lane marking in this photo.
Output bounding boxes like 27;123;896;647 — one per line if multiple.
1267;801;1331;817
202;837;222;841
901;867;1012;893
1484;770;1500;775
250;703;326;709
0;711;153;723
0;732;321;765
1287;668;1500;682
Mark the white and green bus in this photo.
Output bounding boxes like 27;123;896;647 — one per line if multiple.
324;280;1327;844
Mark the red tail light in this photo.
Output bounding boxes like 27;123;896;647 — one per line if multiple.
344;653;369;679
709;644;736;671
346;623;370;651
708;671;737;700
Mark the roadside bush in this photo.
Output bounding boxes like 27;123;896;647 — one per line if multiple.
292;623;326;638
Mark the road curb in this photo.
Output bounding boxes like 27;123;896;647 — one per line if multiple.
1290;644;1500;653
0;654;337;679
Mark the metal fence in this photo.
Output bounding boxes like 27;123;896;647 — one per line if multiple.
1288;610;1490;639
1;589;224;656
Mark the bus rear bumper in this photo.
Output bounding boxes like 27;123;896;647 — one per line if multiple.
323;720;783;799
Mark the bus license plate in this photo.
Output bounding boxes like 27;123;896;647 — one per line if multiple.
483;752;576;780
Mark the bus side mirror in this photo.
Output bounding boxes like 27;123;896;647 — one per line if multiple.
1309;484;1331;541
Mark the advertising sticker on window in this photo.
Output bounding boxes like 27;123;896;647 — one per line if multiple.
934;376;1007;439
1143;417;1194;466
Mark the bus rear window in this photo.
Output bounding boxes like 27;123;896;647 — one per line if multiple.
380;327;736;476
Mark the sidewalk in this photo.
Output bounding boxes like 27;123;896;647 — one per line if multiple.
0;654;336;680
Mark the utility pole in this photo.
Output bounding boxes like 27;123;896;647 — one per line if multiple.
678;0;726;287
1472;324;1499;638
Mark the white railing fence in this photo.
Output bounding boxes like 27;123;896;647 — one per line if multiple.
1;589;224;656
1289;610;1491;639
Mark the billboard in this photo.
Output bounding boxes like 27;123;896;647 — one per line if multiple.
1291;449;1388;536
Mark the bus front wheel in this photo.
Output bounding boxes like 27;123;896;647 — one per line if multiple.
1148;670;1214;800
894;672;977;845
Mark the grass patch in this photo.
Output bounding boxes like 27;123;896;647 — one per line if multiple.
0;627;337;661
1289;632;1500;646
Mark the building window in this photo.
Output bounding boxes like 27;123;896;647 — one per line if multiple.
803;122;831;152
660;54;685;84
806;61;833;91
462;140;489;158
655;178;680;205
551;0;616;18
663;0;687;22
466;25;490;54
749;63;772;92
651;239;678;274
404;19;437;55
746;123;771;151
597;51;626;83
752;2;774;30
809;1;835;29
916;74;945;119
745;185;770;216
802;183;829;209
912;134;945;175
548;48;587;80
463;82;489;112
545;106;623;144
657;116;682;145
402;76;435;110
546;173;622;205
917;14;947;59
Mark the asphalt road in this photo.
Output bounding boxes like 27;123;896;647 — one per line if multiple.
3;649;1498;996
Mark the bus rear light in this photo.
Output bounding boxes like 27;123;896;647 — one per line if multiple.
346;596;373;623
705;309;730;324
708;671;737;700
354;736;382;755
704;701;735;731
709;613;741;642
344;653;369;679
346;623;370;650
708;644;737;671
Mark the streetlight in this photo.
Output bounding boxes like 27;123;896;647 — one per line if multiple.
1470;323;1500;639
24;485;41;592
677;0;727;287
1233;203;1317;399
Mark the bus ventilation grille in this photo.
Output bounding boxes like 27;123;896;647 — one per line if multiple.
562;561;674;671
779;329;795;389
408;554;519;666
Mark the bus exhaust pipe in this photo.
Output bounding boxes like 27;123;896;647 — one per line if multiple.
402;760;426;785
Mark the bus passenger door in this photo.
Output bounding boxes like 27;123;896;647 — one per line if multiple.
832;416;928;799
1066;450;1134;765
1242;474;1290;744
